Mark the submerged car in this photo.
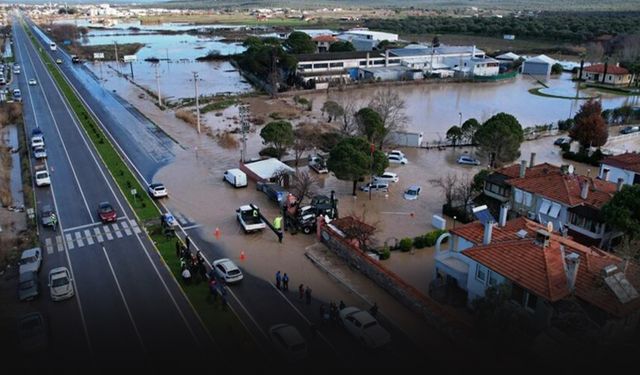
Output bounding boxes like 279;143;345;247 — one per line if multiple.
269;324;308;362
403;185;422;200
148;182;168;198
387;154;408;165
457;155;481;166
373;172;399;183
360;182;389;193
18;271;40;301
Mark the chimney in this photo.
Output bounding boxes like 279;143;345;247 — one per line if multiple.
617;177;624;192
519;160;527;178
499;203;509;227
562;249;581;293
483;222;493;245
529;153;536;168
535;229;550;248
580;180;589;200
602;168;610;181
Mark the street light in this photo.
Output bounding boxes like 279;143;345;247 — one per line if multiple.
458;112;462;128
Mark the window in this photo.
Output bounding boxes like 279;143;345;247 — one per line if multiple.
299;64;312;69
313;63;328;69
476;264;487;283
548;202;561;218
488;271;499;286
514;189;523;204
360;61;368;66
523;192;532;207
330;62;343;68
539;199;551;214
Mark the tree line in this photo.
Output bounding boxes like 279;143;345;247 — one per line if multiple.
364;12;640;43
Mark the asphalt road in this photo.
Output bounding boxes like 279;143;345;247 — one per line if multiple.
17;16;433;369
9;16;215;369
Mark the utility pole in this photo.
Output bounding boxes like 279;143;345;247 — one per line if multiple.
193;72;200;134
239;105;249;162
155;64;162;107
369;143;374;201
113;41;119;73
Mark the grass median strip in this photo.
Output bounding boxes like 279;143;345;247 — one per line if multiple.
23;22;259;355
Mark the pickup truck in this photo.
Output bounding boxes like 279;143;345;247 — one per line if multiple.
236;205;266;233
308;155;328;174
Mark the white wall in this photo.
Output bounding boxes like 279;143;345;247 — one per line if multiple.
466;260;507;304
600;163;636;186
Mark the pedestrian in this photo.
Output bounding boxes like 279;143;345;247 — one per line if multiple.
339;300;346;311
198;262;207;281
275;270;282;290
209;278;218;302
185;235;190;250
329;301;337;321
298;284;304;300
305;286;312;305
282;273;289;291
181;265;192;285
175;240;181;258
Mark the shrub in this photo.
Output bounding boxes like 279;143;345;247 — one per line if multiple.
413;235;426;249
259;147;280;158
423;229;446;247
560;142;570;152
399;238;413;252
562;149;603;166
379;246;391;260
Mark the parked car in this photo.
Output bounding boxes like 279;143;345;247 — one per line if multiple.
269;324;308;362
18;271;40;301
223;169;248;188
360;182;389;192
34;166;51;187
236;205;266;233
55;58;62;64
620;126;640;135
339;307;391;349
13;88;22;102
256;182;289;205
17;312;48;353
31;135;45;149
387;154;408;165
97;201;117;223
40;204;56;227
33;146;47;159
403;185;422;200
148;182;168;198
373;172;399;183
387;150;405;159
48;267;74;301
554;137;572;145
71;55;80;63
28;78;37;85
308;154;328;174
212;258;243;284
19;248;42;274
457;155;481;166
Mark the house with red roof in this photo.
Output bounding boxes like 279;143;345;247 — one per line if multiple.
599;152;640;186
581;63;632;86
433;214;640;333
312;34;338;53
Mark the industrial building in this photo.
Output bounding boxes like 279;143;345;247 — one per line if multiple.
521;54;556;76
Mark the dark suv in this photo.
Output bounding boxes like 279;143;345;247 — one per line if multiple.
256;182;289;205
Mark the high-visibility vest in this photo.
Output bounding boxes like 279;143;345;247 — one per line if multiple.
273;216;282;230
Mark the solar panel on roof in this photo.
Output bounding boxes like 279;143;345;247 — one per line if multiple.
472;205;495;224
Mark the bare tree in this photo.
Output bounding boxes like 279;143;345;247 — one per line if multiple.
340;211;379;251
336;97;358;136
430;174;459;206
292;124;322;166
368;88;408;144
272;167;291;187
290;170;319;203
455;174;476;213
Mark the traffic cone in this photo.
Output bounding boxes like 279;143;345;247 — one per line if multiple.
214;227;221;240
240;250;246;261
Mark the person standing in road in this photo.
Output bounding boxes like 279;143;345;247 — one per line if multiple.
275;270;282;290
305;286;312;305
298;284;304;300
185;235;191;251
282;273;289;291
339;300;346;311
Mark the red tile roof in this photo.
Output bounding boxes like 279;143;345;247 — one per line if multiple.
584;64;630;75
602;152;640;174
507;171;617;208
451;217;545;246
313;35;338;43
496;162;560;179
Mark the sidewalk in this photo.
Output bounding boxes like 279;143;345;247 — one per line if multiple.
304;242;451;353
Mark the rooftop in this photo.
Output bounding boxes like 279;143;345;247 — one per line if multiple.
602;152;640;173
389;45;485;57
525;54;557;65
296;51;381;62
584;64;630;75
451;217;545;246
243;158;294;180
313;35;338;43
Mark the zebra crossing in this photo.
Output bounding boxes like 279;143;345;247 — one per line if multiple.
43;219;143;254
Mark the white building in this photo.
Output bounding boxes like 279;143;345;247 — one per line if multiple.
521;54;556;76
341;28;398;42
599;152;640;186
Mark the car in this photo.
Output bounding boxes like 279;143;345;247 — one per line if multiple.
97;201;117;223
34;167;51;187
19;248;42;274
457;155;481;166
17;312;48;353
620;126;640;135
55;58;62;64
360;182;389;192
148;182;168;198
403;185;422;200
269;324;308;362
212;258;243;284
12;88;22;102
339;307;391;349
31;128;43;138
387;154;408;165
554;137;572;145
40;204;56;227
18;271;40;301
31;135;45;149
373;172;399;183
48;267;74;301
33;146;47;159
256;182;289;205
28;78;37;85
387;150;405;159
308;155;328;174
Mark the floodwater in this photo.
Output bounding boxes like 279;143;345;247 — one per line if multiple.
305;73;639;142
55;18;250;33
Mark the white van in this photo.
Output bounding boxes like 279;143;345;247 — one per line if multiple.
13;88;22;102
223;169;247;188
49;42;57;51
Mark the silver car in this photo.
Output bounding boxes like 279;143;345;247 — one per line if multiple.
403;185;422;200
19;248;42;274
18;271;40;301
48;267;74;301
269;324;308;362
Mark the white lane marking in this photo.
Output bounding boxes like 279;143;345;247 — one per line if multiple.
130;220;142;234
56;235;64;253
45;237;53;254
84;229;94;245
174;212;188;225
94;227;104;243
103;225;113;241
19;29;95;223
115;229;123;239
181;224;202;231
65;233;75;250
63;222;100;233
121;221;132;236
100;245;147;352
75;231;84;247
112;222;123;239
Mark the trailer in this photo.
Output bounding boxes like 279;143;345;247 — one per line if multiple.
387;130;423;147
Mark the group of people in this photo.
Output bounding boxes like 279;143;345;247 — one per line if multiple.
319;300;346;323
176;239;206;285
275;270;290;291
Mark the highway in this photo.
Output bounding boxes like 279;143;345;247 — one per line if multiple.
13;14;434;369
11;16;214;368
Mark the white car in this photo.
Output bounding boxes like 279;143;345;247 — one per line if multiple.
387;154;408;165
33;146;47;159
28;78;37;85
18;248;42;274
457;155;481;166
148;183;168;198
212;258;243;284
56;58;62;64
48;267;74;301
373;172;399;183
31;135;45;149
339;307;391;349
360;182;389;192
35;168;51;186
387;150;405;159
269;324;308;362
403;185;422;200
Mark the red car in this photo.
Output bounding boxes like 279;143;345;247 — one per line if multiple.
97;202;117;223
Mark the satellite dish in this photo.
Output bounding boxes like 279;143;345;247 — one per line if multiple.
547;221;554;233
568;165;575;175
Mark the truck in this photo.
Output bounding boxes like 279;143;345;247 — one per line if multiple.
282;193;339;235
236;205;266;233
308;154;328;174
256;182;289;205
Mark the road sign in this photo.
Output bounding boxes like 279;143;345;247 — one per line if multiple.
123;55;137;63
93;52;104;59
131;189;137;195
